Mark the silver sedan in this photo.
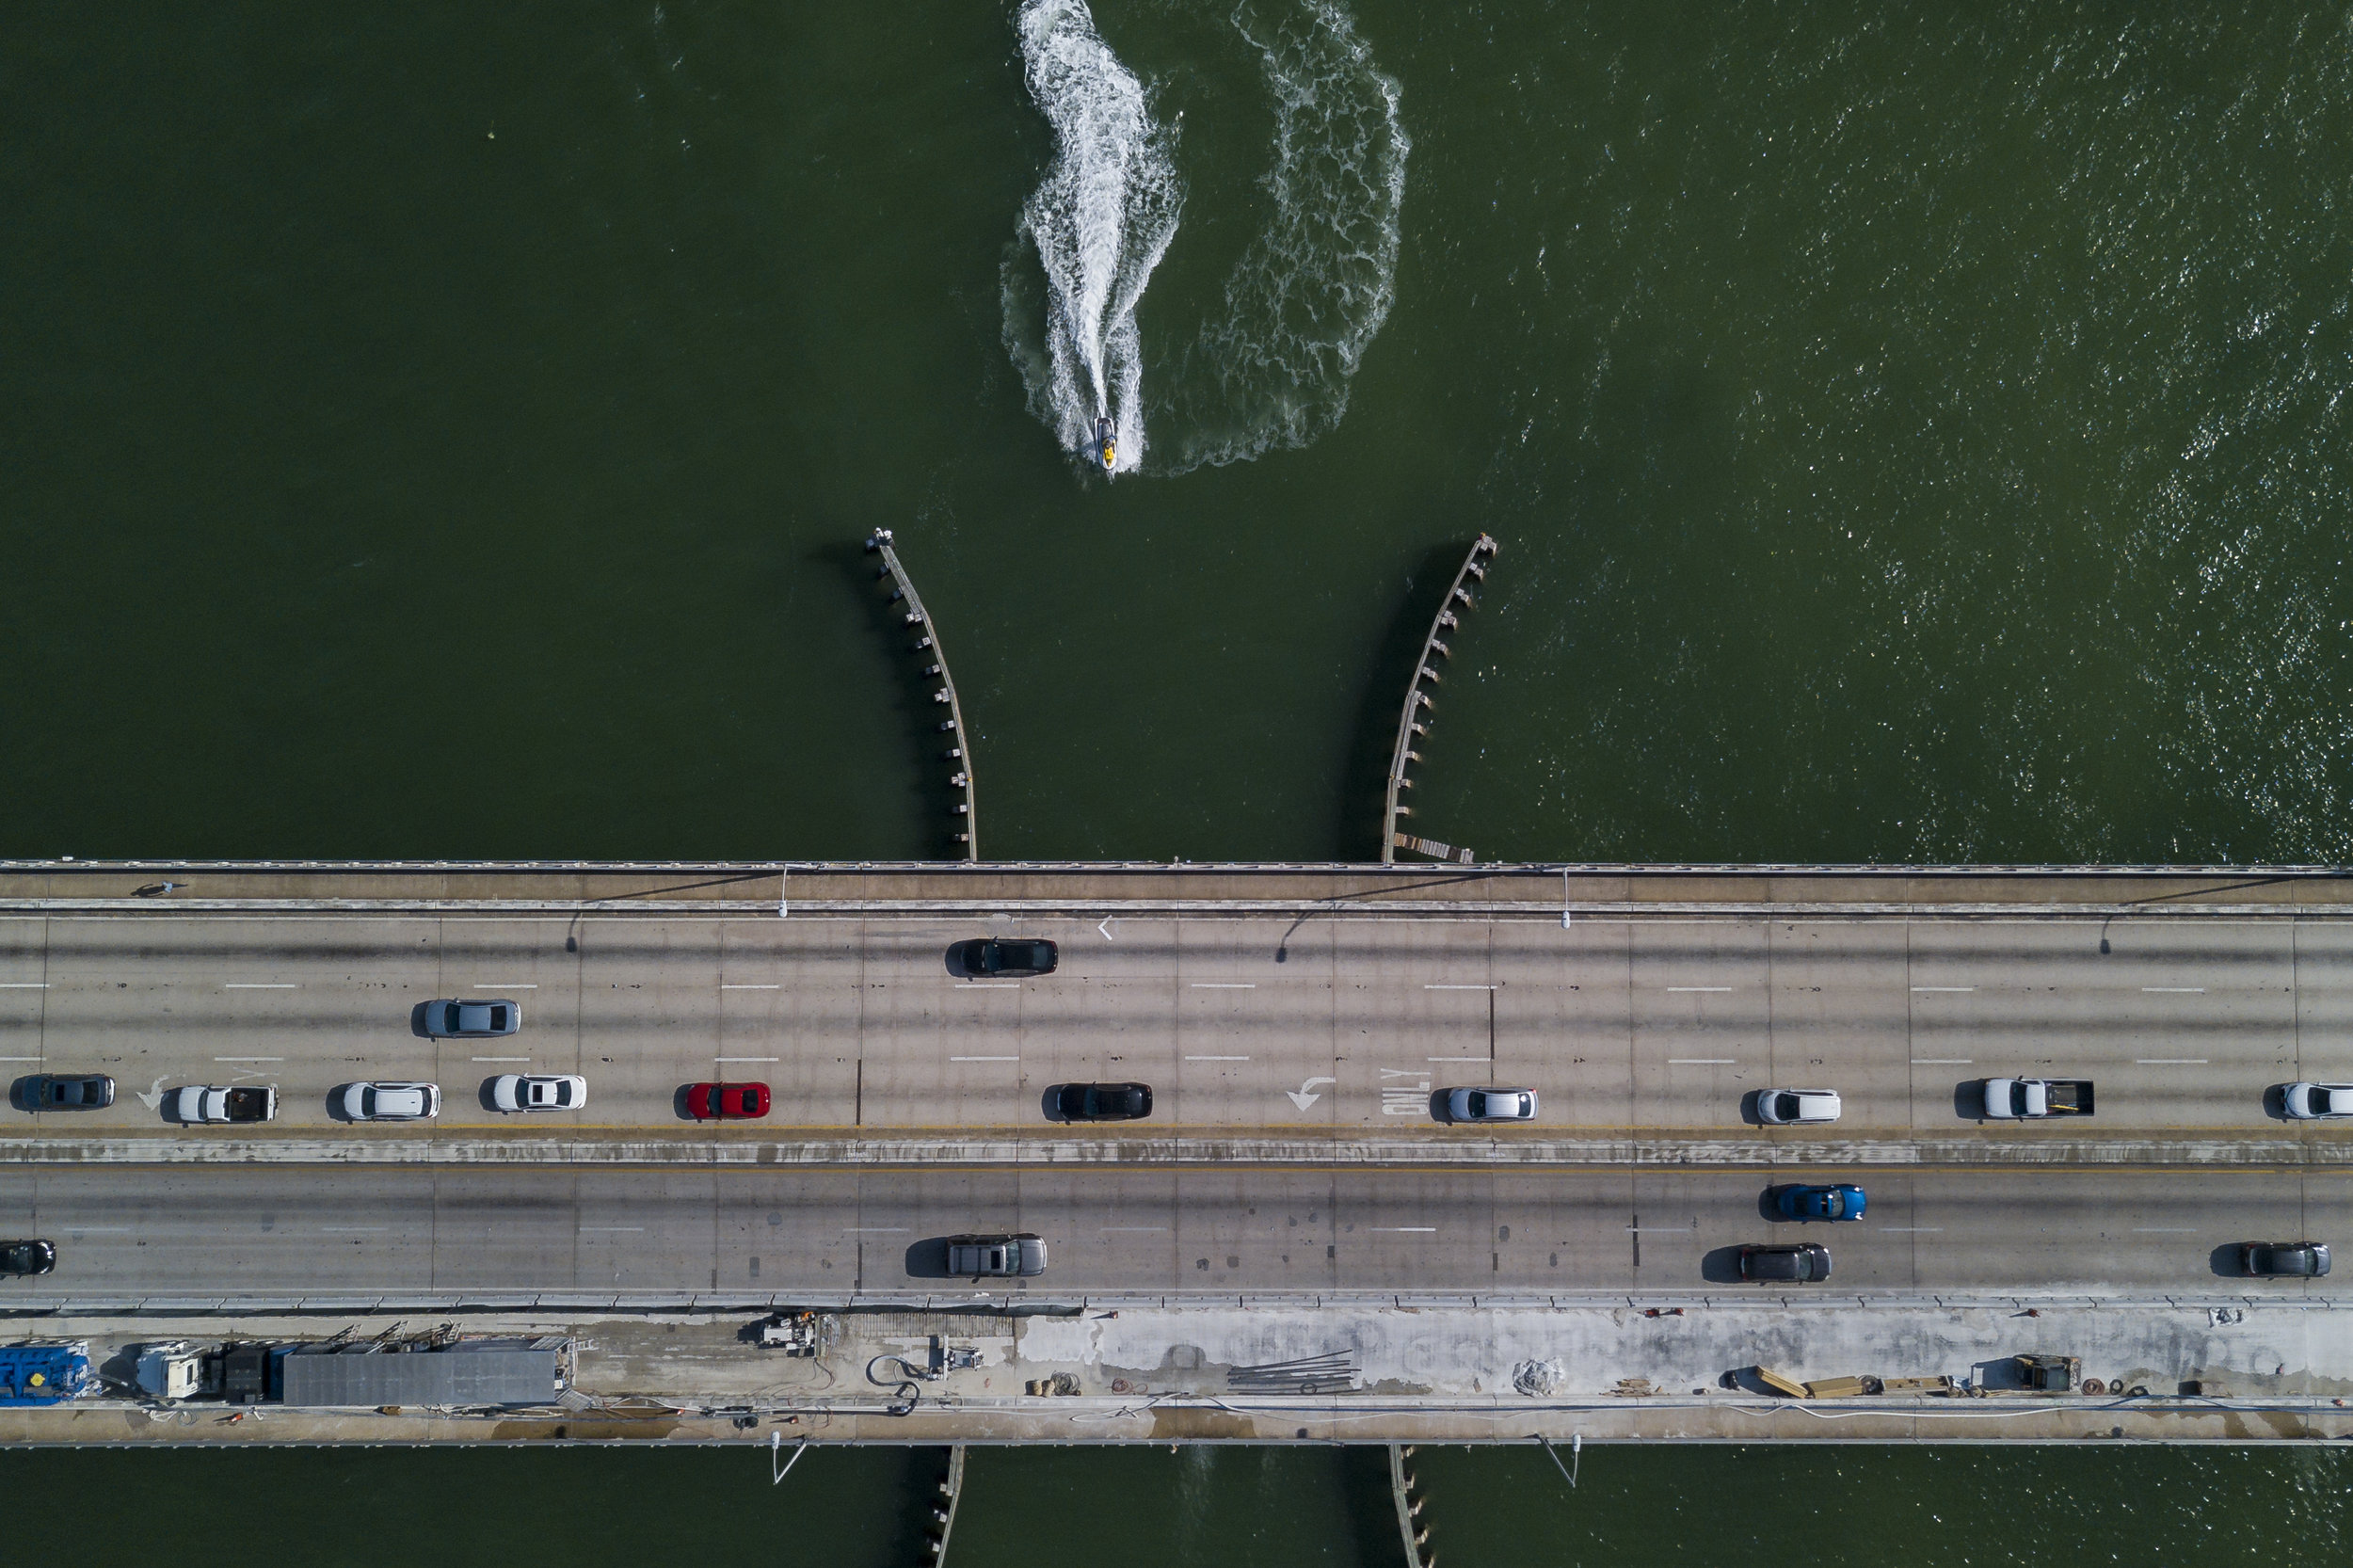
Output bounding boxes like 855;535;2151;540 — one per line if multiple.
1444;1087;1537;1123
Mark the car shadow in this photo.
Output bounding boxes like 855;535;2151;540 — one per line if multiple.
1427;1090;1454;1124
2209;1242;2249;1278
944;943;976;979
2262;1084;2294;1121
1041;1088;1071;1123
325;1086;361;1124
673;1086;699;1122
409;1002;435;1040
1953;1081;1984;1121
1754;1188;1785;1223
476;1080;504;1113
6;1079;32;1113
904;1238;955;1280
1700;1246;1749;1285
1737;1090;1766;1127
1723;1367;1788;1396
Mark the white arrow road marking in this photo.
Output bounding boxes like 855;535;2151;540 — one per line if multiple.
1287;1076;1337;1112
135;1076;169;1111
1098;917;1117;941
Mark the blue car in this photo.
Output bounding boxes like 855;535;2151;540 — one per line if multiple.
1775;1183;1866;1222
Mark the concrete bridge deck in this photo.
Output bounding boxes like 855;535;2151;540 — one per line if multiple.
0;862;2346;1317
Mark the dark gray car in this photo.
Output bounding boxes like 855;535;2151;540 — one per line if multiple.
1738;1242;1833;1283
2242;1241;2330;1278
423;999;521;1038
1053;1082;1152;1121
22;1074;114;1111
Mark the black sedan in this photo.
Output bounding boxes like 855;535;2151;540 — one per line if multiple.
2241;1241;2331;1278
1738;1242;1833;1283
0;1240;55;1277
952;937;1059;978
1053;1082;1152;1122
21;1073;115;1112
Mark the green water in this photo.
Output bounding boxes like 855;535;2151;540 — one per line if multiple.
0;1444;2346;1566
8;0;2353;1557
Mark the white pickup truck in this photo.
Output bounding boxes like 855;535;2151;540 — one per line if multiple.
169;1085;279;1124
1980;1078;2094;1118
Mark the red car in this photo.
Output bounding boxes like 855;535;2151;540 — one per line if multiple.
687;1081;770;1120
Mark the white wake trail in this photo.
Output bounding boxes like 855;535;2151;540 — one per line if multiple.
1006;0;1182;475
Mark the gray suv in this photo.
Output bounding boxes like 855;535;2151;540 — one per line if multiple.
946;1233;1048;1278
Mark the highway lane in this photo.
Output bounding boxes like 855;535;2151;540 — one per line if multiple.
0;1165;2344;1300
4;911;2353;1146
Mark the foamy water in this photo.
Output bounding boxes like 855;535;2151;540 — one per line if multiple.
1153;0;1409;474
1003;0;1408;478
1003;0;1182;475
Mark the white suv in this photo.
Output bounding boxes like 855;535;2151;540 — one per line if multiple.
1757;1088;1841;1125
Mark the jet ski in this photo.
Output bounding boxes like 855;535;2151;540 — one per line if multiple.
1092;414;1116;473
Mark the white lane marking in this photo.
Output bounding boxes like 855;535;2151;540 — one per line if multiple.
64;1226;132;1233
1098;917;1117;941
0;984;49;989
714;1056;780;1063
0;1056;41;1062
1880;1227;1944;1233
1911;986;1976;993
1669;1058;1737;1064
1371;1226;1438;1233
1666;986;1732;993
1625;1225;1693;1233
2133;1227;2200;1233
2143;987;2206;993
956;983;1020;989
214;1056;283;1063
1425;984;1497;990
472;1056;530;1063
1186;1055;1251;1062
1427;1056;1488;1062
1191;983;1256;989
224;984;296;989
721;984;781;990
842;1226;910;1233
1099;1225;1171;1232
320;1225;389;1233
2136;1059;2209;1065
580;1225;645;1233
1913;1058;1974;1064
474;984;537;989
951;1056;1019;1063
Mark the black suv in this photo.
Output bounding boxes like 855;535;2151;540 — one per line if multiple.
952;937;1059;978
1053;1082;1152;1121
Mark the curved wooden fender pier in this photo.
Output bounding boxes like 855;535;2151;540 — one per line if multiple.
1383;534;1498;864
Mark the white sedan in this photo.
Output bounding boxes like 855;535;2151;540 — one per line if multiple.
490;1074;587;1112
1444;1087;1537;1123
339;1081;440;1121
1757;1088;1842;1125
2284;1082;2353;1120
